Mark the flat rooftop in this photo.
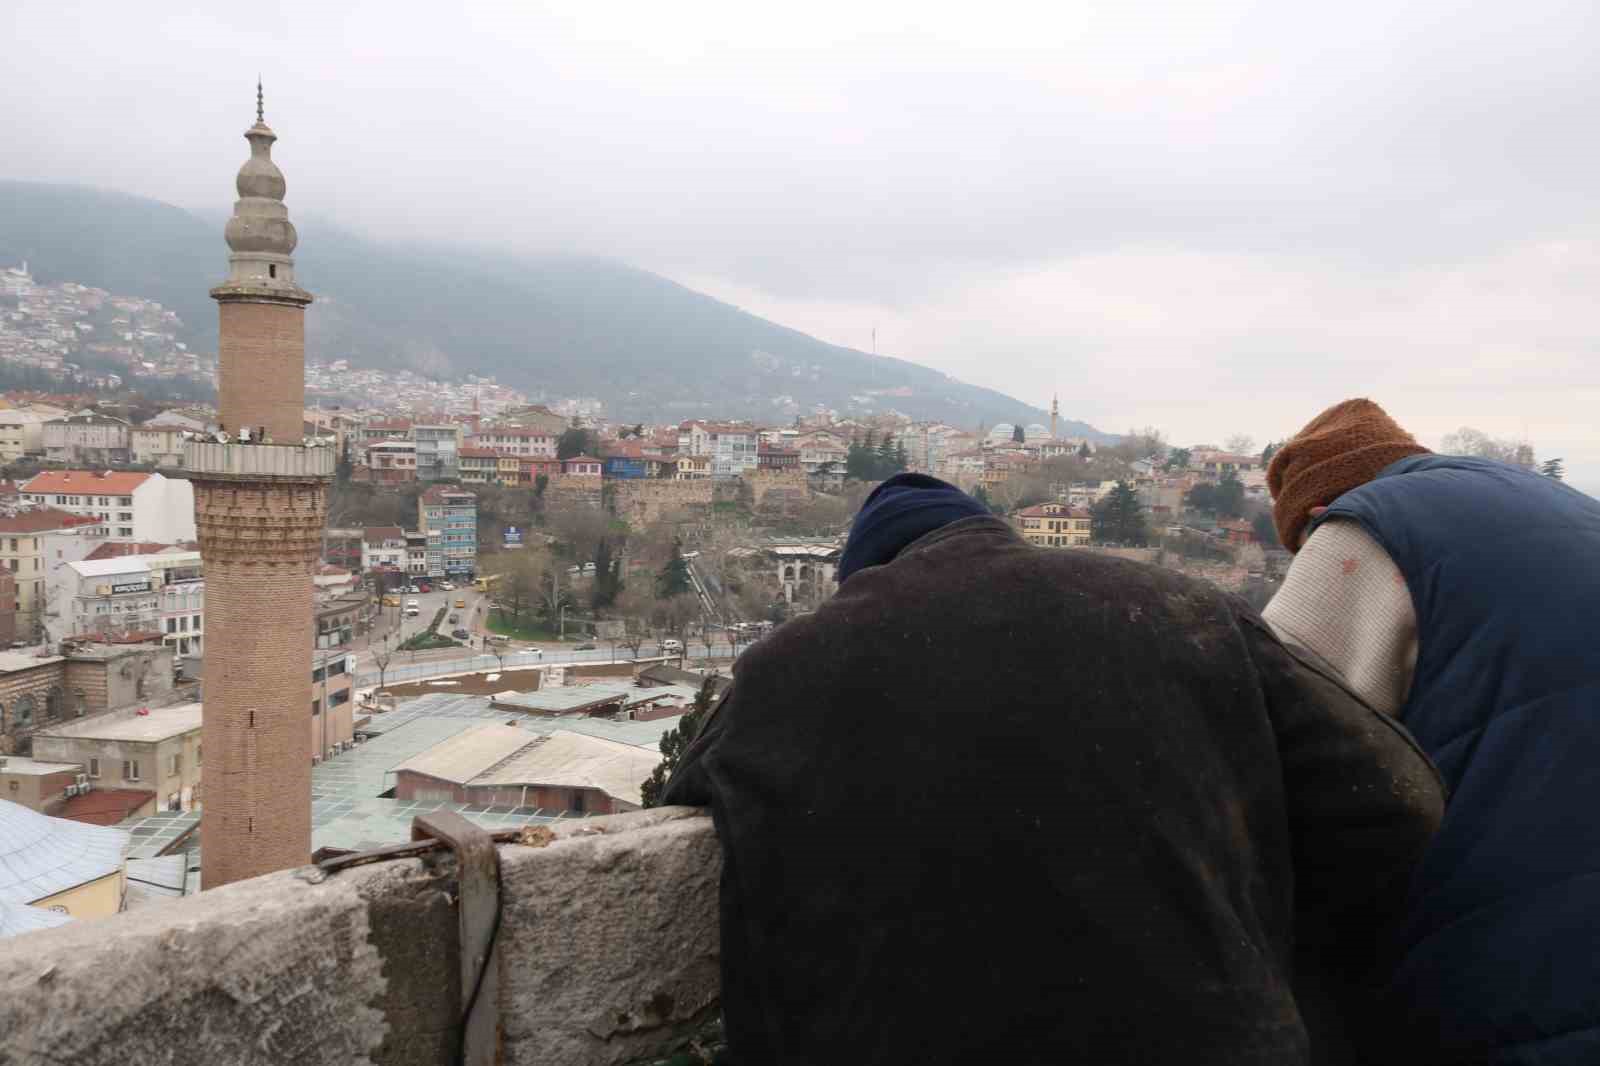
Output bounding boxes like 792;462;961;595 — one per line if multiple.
36;703;202;743
0;756;81;777
0;652;64;674
117;691;684;858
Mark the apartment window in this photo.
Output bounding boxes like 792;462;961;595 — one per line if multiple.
88;757;100;778
330;688;350;707
166;618;176;633
311;698;321;717
118;528;132;537
117;512;132;522
6;539;13;551
179;617;188;632
123;759;141;781
118;496;132;506
168;753;182;777
192;614;202;630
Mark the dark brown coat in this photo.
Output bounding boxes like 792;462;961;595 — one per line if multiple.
665;516;1443;1065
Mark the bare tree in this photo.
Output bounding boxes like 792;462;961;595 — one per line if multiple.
369;641;394;695
697;625;716;663
619;617;647;661
1224;434;1256;456
1440;427;1536;469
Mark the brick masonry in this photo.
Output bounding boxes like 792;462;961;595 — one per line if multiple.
194;475;327;889
216;298;310;445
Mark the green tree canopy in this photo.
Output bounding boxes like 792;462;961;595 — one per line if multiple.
556;427;594;460
1091;480;1148;545
640;679;718;808
656;538;692;599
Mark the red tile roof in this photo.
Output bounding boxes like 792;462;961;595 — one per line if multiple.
83;542;174;561
55;788;155;827
21;470;153;495
0;508;103;534
363;525;404;542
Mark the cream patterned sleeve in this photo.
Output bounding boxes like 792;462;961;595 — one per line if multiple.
1262;518;1418;717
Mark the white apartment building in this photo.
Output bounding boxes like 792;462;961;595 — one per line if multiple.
0;410;50;462
468;428;556;457
51;558;162;643
130;422;192;468
361;526;407;571
42;414;131;465
19;471;196;544
678;421;759;479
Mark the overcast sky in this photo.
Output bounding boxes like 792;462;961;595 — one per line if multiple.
7;0;1598;492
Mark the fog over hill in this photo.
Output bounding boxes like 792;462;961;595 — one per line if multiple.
0;181;1102;435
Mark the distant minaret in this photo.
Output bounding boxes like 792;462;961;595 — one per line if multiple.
1050;394;1059;440
188;83;332;889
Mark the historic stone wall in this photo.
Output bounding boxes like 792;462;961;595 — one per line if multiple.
0;661;65;755
611;479;716;528
0;807;721;1066
544;475;605;513
746;469;811;516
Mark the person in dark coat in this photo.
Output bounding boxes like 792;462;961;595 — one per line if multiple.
1266;400;1600;1064
664;473;1443;1066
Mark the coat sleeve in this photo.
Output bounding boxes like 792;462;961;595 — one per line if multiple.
1242;612;1444;966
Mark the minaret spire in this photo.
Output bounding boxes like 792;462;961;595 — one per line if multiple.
256;77;264;124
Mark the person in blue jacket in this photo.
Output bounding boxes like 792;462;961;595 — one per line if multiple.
1264;398;1600;1063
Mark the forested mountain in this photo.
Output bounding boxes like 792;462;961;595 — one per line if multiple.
0;180;1103;433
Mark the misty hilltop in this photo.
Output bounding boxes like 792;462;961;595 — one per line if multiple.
0;181;1101;434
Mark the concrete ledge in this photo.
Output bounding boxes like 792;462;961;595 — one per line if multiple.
0;807;721;1066
186;441;336;478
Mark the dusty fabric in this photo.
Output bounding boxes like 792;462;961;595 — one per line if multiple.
665;516;1443;1066
1267;398;1430;552
1263;518;1418;717
1320;454;1600;1064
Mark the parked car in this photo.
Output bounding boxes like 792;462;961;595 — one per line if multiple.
575;643;597;651
661;639;683;653
487;634;511;645
405;584;420;594
418;582;431;593
406;599;420;609
451;628;470;640
404;606;421;618
448;613;460;624
455;598;467;609
440;581;455;591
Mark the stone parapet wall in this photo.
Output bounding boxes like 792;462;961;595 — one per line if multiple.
611;479;716;528
0;808;721;1066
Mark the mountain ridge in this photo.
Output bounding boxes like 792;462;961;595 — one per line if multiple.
0;180;1106;436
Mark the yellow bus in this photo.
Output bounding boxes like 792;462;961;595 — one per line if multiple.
474;573;503;594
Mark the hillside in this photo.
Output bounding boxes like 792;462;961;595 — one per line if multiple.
0;181;1104;434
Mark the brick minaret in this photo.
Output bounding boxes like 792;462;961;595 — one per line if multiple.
190;84;332;889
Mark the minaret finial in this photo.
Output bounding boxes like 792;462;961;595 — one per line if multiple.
256;77;264;124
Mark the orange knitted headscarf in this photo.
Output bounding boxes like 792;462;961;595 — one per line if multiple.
1268;399;1430;552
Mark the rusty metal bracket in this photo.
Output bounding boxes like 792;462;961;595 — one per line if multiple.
411;810;503;1066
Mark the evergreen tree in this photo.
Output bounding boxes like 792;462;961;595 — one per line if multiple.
591;537;622;609
640;677;717;806
894;439;909;473
1541;458;1566;481
656;538;692;599
1216;470;1246;518
1260;441;1281;465
973;484;999;513
534;473;549;498
875;434;896;472
556;427;591;460
1012;423;1026;444
1078;441;1093;460
1164;446;1191;472
1091;480;1148;545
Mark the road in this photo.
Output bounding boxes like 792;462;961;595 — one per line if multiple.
354;579;751;687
